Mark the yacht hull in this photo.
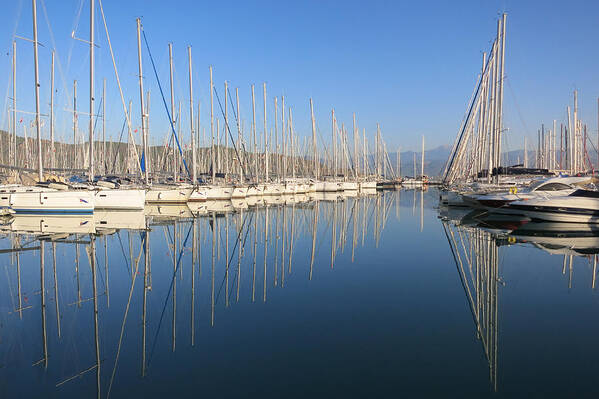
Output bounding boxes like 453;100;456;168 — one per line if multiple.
146;186;193;204
93;189;146;210
9;191;94;215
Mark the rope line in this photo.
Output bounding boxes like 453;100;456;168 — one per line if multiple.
141;27;192;181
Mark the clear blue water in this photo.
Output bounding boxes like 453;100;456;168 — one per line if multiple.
1;189;599;398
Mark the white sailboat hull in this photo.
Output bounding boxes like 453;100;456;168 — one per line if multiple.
9;215;95;234
0;185;56;208
205;200;235;213
9;191;94;215
232;186;248;199
263;183;284;196
204;185;233;200
189;187;208;202
145;204;192;219
93;189;145;210
323;181;342;192
94;210;146;231
359;181;377;190
146;186;193;203
341;182;358;191
246;185;263;197
311;181;325;192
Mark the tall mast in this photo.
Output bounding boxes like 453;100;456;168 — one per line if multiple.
136;18;148;184
274;97;278;180
281;96;285;179
73;80;77;168
263;83;268;183
496;13;506;180
552;120;557;170
214;118;221;175
476;51;487;174
397;147;401;178
224;80;228;179
251;84;257;183
363;128;366;177
523;137;528;168
210;66;215;182
421;135;424;178
567;106;572;174
88;0;95;181
341;123;346;178
310;98;317;179
169;43;177;182
102;78;106;174
332;109;336;177
574;90;578;173
353;113;358;180
12;41;16;171
188;46;196;184
235;87;243;183
376;123;381;178
50;50;55;170
289;108;294;179
488;39;498;183
127;100;132;172
32;0;43;181
146;90;150;176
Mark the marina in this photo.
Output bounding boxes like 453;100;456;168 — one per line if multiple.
1;0;599;396
2;189;599;397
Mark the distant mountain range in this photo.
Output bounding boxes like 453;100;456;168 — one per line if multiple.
5;126;593;178
386;146;599;178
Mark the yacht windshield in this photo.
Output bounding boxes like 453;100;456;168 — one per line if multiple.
527;179;571;192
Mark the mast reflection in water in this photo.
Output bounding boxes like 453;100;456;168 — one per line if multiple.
441;204;599;395
3;190;599;397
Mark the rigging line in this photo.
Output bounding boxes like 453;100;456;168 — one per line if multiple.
141;28;192;181
224;213;254;305
442;223;487;351
505;77;532;138
443;44;497;183
90;239;107;292
66;0;85;78
0;0;22;130
147;223;192;367
90;96;102;144
40;0;72;106
110;115;127;174
98;0;142;175
226;87;251;170
213;87;247;179
115;231;132;278
106;233;146;399
443;66;487;183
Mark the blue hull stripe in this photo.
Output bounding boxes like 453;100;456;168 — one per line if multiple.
13;209;94;215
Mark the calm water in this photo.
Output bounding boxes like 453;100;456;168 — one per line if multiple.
1;189;599;398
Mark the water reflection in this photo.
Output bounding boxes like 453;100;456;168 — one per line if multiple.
441;218;499;392
0;191;415;398
441;205;599;393
12;188;599;396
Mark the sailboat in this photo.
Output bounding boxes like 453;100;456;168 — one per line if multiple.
9;1;94;215
402;136;428;187
11;0;147;213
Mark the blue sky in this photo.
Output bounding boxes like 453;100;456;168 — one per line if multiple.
0;0;598;152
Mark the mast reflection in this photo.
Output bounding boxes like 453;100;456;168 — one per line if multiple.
0;191;407;396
